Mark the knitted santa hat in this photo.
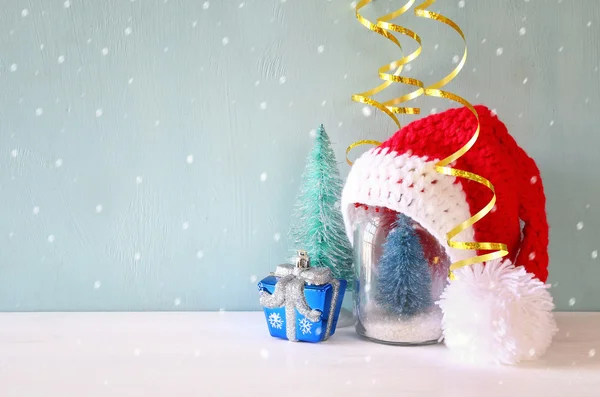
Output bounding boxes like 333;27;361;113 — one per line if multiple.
342;105;556;364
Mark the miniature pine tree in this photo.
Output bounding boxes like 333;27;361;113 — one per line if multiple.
288;125;354;285
375;214;432;317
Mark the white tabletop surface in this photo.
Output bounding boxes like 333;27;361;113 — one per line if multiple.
0;312;599;397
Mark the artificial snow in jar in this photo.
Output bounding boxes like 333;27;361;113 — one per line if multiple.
353;205;450;345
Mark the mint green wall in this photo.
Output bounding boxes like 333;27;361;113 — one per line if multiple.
1;0;598;311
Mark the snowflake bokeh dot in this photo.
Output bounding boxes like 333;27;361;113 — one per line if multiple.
260;348;269;359
569;297;576;306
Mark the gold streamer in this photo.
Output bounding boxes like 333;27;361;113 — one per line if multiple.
414;0;508;276
346;140;384;165
347;0;425;165
349;0;509;276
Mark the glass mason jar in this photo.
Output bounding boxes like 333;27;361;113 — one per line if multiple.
353;206;451;345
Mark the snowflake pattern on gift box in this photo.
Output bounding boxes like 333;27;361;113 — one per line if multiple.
268;312;283;329
299;318;312;335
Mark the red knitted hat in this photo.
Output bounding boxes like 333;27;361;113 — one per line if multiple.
342;105;555;364
342;105;548;281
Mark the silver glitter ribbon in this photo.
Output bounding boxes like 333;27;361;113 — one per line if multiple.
259;264;341;342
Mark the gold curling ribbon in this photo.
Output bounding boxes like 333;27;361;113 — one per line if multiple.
348;0;509;277
347;0;425;165
346;140;384;164
413;0;508;277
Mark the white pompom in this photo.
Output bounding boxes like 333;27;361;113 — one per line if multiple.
437;259;557;365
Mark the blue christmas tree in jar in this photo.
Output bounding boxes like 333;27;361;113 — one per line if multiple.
375;213;432;317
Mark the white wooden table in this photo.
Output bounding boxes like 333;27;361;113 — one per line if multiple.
1;312;598;397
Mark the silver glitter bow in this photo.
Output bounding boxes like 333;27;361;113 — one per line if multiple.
260;256;341;342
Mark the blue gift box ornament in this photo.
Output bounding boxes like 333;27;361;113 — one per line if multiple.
258;250;347;342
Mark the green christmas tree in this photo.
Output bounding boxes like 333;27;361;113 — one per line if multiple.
288;124;354;285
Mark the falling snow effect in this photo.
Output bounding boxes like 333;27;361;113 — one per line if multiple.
259;348;269;359
0;0;595;318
